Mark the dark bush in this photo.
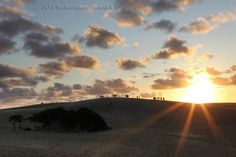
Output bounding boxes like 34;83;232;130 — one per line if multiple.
24;127;32;131
29;107;111;132
76;107;111;132
9;115;23;131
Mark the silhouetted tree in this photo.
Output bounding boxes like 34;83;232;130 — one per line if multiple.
9;115;23;132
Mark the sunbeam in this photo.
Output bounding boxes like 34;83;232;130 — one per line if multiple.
200;104;225;144
175;104;195;157
89;102;183;157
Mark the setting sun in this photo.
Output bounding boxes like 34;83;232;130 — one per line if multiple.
183;73;216;103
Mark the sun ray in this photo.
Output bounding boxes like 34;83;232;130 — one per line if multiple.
200;104;226;144
137;102;183;128
89;102;183;157
175;104;195;157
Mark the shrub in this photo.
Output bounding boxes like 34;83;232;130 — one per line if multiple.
29;107;111;132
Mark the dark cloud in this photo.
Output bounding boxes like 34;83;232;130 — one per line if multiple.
0;36;15;55
0;63;35;79
225;65;236;73
0;78;37;89
73;84;82;90
180;17;216;34
65;56;100;69
38;83;86;101
145;19;176;33
116;58;146;70
152;35;195;59
0;15;62;38
84;80;110;95
0;4;82;60
142;72;160;78
0;63;49;89
47;83;72;91
39;55;100;79
151;67;192;90
81;24;124;49
39;61;70;77
113;0;203;27
24;32;80;59
115;9;146;27
84;78;138;95
0;88;37;102
150;0;179;12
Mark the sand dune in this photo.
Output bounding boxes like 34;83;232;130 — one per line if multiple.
1;98;236;157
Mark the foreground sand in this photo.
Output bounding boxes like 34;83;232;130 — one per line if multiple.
1;98;236;157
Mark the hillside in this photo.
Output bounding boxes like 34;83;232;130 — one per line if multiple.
0;98;236;157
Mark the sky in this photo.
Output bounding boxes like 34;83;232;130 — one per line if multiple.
0;0;236;108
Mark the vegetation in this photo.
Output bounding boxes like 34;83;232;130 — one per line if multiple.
8;115;23;132
28;107;111;132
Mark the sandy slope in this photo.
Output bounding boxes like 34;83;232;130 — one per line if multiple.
1;98;236;157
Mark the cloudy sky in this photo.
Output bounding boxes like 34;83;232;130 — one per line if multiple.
0;0;236;108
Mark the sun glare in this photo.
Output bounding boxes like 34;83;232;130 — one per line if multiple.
183;73;216;103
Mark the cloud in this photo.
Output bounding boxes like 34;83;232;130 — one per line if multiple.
205;66;221;76
140;92;156;98
208;65;236;86
180;10;236;35
152;35;196;59
84;78;138;95
0;36;15;55
103;10;112;19
23;32;80;59
0;78;37;89
81;24;124;49
133;42;140;48
0;63;50;89
151;67;192;90
142;73;160;78
38;83;86;102
145;19;176;33
0;14;62;38
39;61;70;77
225;65;236;73
212;75;235;86
208;10;236;23
180;17;216;34
198;53;214;61
65;56;100;69
0;4;82;60
116;58;149;70
115;9;146;27
39;55;100;78
5;0;34;6
0;63;36;79
113;0;203;27
0;4;25;17
0;88;37;102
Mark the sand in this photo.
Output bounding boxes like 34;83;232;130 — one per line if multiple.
1;98;236;157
